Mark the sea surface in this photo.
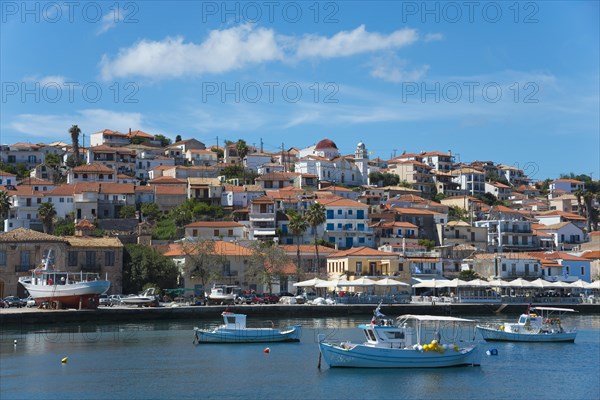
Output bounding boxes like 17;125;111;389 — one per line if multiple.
1;314;599;400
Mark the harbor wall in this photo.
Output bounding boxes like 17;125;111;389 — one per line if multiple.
1;303;599;326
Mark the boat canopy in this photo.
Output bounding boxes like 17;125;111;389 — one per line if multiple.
531;307;578;313
397;315;476;323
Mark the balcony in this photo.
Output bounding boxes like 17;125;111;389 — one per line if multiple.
253;228;276;236
249;213;275;222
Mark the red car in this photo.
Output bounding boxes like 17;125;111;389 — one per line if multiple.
261;293;280;304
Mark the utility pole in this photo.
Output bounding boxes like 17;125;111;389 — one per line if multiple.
393;149;397;158
260;138;263;153
281;142;285;172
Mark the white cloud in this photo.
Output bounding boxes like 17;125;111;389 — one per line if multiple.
100;24;420;81
370;57;430;83
7;109;146;140
100;24;283;80
295;25;418;59
97;10;119;35
424;33;444;42
23;75;67;86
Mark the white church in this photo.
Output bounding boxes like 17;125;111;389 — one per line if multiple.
294;138;375;186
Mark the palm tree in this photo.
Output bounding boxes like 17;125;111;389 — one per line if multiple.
305;202;326;275
287;210;309;278
0;190;11;229
38;202;57;234
69;125;81;165
236;139;249;160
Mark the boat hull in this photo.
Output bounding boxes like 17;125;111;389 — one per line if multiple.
194;325;302;343
20;280;110;309
319;342;481;368
477;326;576;342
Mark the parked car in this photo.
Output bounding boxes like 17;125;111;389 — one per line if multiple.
98;294;111;307
261;293;280;304
108;294;124;306
236;294;264;305
25;296;36;307
4;296;26;308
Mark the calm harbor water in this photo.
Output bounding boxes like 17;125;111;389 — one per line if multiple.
1;314;599;400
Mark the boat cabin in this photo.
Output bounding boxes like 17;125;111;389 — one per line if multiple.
222;312;247;329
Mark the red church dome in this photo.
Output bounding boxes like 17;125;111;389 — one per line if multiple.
315;138;338;150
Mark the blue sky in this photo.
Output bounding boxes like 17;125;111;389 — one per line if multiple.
1;1;598;180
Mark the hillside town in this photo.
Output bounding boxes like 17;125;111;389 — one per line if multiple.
1;128;599;300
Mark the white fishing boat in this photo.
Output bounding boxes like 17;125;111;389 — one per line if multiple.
18;250;110;309
193;312;302;343
477;306;578;342
318;305;481;368
206;285;237;305
121;288;159;307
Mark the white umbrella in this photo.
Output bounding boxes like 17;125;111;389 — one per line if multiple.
530;278;552;289
345;277;377;286
569;279;589;289
507;278;537;288
375;278;410;287
458;278;490;287
438;278;468;288
315;277;349;288
585;280;600;290
488;279;509;287
413;278;449;289
544;280;571;289
293;278;328;287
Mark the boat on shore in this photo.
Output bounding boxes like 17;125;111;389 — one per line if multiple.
477;306;578;342
18;250;110;309
206;285;238;305
318;304;481;368
121;288;159;307
193;312;302;343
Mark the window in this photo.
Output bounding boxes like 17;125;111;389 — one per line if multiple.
356;261;362;275
85;251;96;267
214;230;219;236
581;267;585;275
20;251;31;271
502;263;507;272
0;250;6;266
399;263;403;272
192;229;197;236
337;209;342;215
358;237;365;244
348;210;353;215
228;229;234;236
326;223;334;230
534;264;538;272
357;210;364;219
326;210;334;219
69;252;78;267
37;198;41;204
105;251;115;267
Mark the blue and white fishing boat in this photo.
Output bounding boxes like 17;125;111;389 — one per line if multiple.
477;306;577;342
318;305;481;368
193;312;302;343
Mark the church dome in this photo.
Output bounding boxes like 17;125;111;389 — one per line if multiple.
315;138;338;150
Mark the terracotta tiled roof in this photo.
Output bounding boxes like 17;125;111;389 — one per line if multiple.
65;236;123;248
154;186;186;195
537;211;586;221
72;164;114;173
391;207;443;216
162;240;252;257
255;172;299;181
528;251;588;261
317;198;368;208
75;219;95;229
149;176;186;184
0;228;68;243
99;183;135;194
581;251;600;260
251;196;275;204
18;177;54;186
471;253;537;260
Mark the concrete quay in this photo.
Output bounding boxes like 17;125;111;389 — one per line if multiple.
1;303;599;326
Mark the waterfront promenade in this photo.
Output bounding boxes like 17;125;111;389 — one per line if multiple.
2;302;599;325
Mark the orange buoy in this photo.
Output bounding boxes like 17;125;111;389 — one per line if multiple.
264;347;270;353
